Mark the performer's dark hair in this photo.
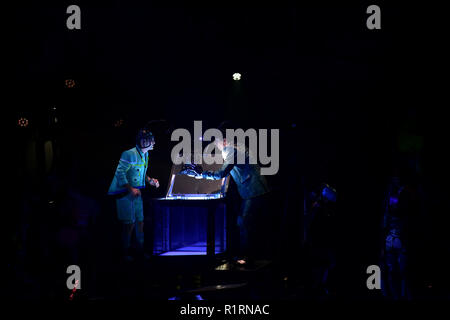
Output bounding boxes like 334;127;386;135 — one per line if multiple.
217;120;239;137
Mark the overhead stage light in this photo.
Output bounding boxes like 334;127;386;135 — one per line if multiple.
114;119;124;127
233;73;241;81
65;79;76;88
18;117;29;128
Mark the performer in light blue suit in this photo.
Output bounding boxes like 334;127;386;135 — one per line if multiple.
108;128;160;262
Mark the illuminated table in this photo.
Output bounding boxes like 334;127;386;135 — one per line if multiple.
152;161;230;257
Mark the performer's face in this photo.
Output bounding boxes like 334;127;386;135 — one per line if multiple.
215;138;225;151
140;138;155;152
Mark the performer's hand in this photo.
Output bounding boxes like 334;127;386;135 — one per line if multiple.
179;164;203;178
129;187;141;197
149;178;160;188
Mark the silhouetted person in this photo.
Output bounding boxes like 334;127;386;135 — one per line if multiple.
305;183;337;296
381;168;423;300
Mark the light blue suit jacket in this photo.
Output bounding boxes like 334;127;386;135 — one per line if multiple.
108;146;149;195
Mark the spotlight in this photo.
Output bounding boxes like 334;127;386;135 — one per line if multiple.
232;73;241;81
18;117;29;128
114;119;124;127
65;79;76;88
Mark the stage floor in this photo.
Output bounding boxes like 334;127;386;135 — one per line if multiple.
158;241;223;256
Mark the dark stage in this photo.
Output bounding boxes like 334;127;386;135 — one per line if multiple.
6;1;450;314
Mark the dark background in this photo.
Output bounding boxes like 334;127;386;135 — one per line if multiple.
7;1;449;300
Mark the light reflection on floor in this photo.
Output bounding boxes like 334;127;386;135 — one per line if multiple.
159;241;223;256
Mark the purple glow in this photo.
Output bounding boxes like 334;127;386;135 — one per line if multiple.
159;242;222;256
389;196;399;206
166;194;223;200
160;252;207;256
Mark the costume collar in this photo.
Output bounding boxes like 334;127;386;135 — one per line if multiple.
136;145;147;159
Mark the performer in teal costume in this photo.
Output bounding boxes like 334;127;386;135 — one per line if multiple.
108;128;160;261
